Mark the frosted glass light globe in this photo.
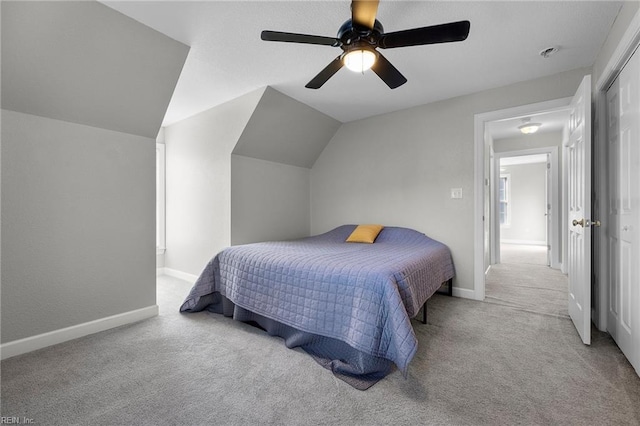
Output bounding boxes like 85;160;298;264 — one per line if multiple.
343;49;377;73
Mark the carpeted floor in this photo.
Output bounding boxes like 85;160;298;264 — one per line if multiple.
2;269;639;425
500;243;548;266
488;244;566;318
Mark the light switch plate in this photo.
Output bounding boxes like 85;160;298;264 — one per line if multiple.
451;188;463;199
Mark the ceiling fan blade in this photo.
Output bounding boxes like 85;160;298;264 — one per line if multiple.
351;0;379;30
305;55;344;89
371;52;407;89
378;21;470;49
261;30;339;47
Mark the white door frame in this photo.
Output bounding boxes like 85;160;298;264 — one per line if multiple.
493;147;560;269
474;98;571;301
593;9;640;331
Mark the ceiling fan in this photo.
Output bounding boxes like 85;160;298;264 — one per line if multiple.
261;0;470;89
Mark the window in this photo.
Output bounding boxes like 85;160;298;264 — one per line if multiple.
499;174;510;226
156;143;166;253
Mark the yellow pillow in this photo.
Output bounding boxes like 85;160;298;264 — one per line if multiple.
346;224;384;244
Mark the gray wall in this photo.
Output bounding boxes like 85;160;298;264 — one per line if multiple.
0;2;187;344
500;162;547;244
311;67;590;291
164;89;264;276
231;155;310;245
165;86;338;276
1;110;156;343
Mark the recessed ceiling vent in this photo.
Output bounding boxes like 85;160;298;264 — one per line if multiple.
539;46;559;58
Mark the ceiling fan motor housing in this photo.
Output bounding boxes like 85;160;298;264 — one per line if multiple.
338;19;384;51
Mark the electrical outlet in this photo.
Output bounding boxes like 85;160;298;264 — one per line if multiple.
451;188;463;199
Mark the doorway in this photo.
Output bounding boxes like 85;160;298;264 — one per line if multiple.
473;98;573;301
486;110;567;273
475;75;594;345
484;116;568;316
494;149;559;269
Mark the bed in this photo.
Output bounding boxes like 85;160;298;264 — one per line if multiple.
180;225;455;389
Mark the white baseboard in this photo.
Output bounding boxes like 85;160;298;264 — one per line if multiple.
0;305;158;360
161;267;199;283
453;287;478;300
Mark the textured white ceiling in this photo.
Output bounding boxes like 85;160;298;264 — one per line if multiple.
103;1;622;126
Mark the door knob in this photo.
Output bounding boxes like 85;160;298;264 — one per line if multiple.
572;219;585;227
591;220;601;227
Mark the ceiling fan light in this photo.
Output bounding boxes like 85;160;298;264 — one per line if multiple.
518;123;541;134
343;49;377;73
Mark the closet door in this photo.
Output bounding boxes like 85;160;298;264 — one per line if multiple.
608;48;640;374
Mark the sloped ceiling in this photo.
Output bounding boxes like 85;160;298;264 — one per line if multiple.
1;1;189;138
233;87;341;168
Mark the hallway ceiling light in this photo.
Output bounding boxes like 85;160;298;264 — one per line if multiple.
518;118;541;134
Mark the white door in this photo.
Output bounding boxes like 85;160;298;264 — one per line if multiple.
607;49;640;374
567;75;592;345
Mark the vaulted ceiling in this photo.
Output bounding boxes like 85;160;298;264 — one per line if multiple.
3;1;188;138
103;1;623;126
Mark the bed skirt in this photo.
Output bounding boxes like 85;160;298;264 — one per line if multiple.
188;293;394;390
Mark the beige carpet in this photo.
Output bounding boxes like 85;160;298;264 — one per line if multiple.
487;243;567;317
500;243;548;266
485;263;569;317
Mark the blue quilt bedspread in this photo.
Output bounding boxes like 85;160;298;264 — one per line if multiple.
180;225;455;373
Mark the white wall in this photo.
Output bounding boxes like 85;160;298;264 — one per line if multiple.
311;67;590;292
164;89;264;276
231;155;310;245
500;162;547;244
1;110;156;343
